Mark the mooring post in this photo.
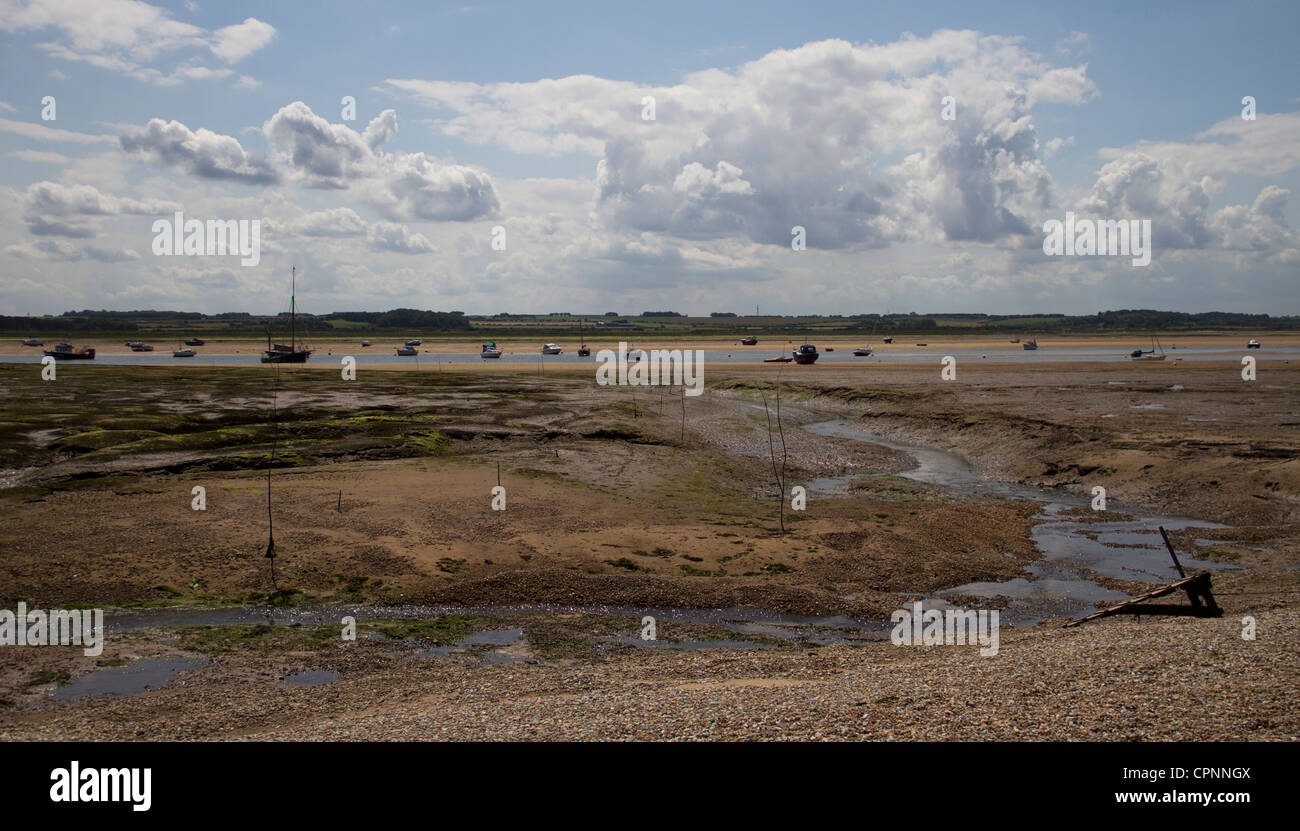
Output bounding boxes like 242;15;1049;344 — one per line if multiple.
1158;525;1187;578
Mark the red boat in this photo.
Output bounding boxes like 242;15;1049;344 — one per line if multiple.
763;355;793;363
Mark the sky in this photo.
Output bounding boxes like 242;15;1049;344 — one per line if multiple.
0;0;1297;317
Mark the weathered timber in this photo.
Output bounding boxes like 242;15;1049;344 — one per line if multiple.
1064;571;1222;628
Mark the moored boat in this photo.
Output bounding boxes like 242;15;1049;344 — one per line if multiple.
1247;339;1261;349
853;346;872;356
792;344;819;364
577;321;591;356
262;266;313;364
395;345;418;356
21;337;43;346
740;336;758;346
764;355;792;363
173;348;196;358
1130;336;1167;361
541;343;562;355
44;342;95;360
184;338;205;346
1022;339;1038;351
481;341;502;359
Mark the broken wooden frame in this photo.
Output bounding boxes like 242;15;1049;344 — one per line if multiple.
1064;525;1223;627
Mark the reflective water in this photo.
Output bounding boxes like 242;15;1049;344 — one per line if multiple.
53;657;208;700
5;344;1298;366
282;669;340;687
801;418;1237;623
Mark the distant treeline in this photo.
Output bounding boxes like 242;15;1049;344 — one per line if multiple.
2;308;1295;337
327;309;470;330
0;308;471;335
850;310;1297;332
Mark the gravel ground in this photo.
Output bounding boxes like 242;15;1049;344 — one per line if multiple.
3;606;1294;741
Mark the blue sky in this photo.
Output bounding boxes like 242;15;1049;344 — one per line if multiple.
1;0;1297;315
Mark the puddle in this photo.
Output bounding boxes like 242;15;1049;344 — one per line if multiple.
282;670;340;687
1033;518;1235;582
416;629;524;661
943;562;1130;625
1092;531;1160;546
805;474;862;494
53;657;208;700
609;636;776;651
461;629;523;646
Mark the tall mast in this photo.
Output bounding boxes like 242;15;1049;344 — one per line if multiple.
290;265;296;351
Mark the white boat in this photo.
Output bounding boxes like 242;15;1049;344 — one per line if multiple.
852;346;872;357
395;345;418;356
1247;339;1261;349
541;343;562;355
173;348;196;358
481;341;502;359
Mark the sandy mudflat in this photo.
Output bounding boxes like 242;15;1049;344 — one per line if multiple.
0;357;1295;740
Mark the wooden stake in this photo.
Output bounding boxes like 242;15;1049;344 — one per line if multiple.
1158;525;1187;578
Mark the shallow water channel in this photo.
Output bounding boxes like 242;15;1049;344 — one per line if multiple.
802;418;1237;623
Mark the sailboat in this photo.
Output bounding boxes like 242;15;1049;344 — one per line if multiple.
577;320;591;357
1130;336;1167;361
262;266;312;364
